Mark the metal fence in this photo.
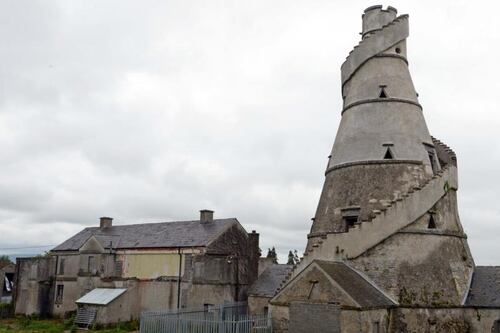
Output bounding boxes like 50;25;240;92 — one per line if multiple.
140;302;272;333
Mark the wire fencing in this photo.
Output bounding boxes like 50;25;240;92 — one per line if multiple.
140;302;271;333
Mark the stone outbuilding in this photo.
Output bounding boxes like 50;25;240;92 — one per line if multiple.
14;210;260;324
248;264;292;315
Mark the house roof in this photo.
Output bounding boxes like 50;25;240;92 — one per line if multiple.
52;218;238;251
76;288;127;305
0;262;14;271
465;266;500;307
314;260;396;308
248;264;293;297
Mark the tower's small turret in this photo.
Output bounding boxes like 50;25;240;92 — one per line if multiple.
362;5;398;38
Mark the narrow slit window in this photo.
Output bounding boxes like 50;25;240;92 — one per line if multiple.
384;148;394;159
428;152;437;174
428;214;436;229
56;285;64;304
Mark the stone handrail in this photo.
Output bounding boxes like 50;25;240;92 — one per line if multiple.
277;164;457;288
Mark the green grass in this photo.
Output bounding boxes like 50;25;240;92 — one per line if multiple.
0;317;138;333
0;318;65;333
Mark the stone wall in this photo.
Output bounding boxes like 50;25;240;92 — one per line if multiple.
390;307;500;333
310;162;428;239
14;256;56;316
341;309;389;333
248;295;270;315
352;190;474;306
289;302;340;333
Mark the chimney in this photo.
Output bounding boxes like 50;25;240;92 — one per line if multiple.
248;230;260;284
100;217;113;228
200;210;214;224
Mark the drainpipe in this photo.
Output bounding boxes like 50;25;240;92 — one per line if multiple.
234;256;239;302
177;248;182;309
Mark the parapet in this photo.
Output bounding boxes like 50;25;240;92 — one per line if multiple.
362;5;397;38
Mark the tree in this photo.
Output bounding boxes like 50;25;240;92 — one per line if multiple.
287;250;300;265
287;251;295;265
0;255;12;266
266;247;278;263
293;250;299;264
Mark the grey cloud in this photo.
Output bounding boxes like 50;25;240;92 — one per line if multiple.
0;1;499;265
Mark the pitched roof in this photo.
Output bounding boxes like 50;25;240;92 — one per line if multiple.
52;218;238;251
315;260;396;308
248;264;293;297
465;266;500;307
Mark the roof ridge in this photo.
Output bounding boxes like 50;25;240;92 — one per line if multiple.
86;218;237;229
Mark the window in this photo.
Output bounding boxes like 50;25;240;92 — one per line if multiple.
493;320;500;333
395;47;401;54
384;148;394;159
343;216;358;228
428;214;437;229
373;321;380;333
428;152;437;174
88;256;96;274
56;285;64;304
59;258;65;275
342;208;360;230
379;85;388;98
114;261;123;277
423;144;439;174
203;304;215;313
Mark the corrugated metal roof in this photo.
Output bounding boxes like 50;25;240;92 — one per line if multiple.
52;218;238;251
76;288;127;305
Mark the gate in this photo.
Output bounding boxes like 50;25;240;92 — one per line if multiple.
140;302;272;333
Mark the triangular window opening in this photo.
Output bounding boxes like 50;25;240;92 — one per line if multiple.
379;88;388;98
384;148;393;160
428;214;437;229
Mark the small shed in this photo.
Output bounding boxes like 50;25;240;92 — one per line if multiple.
75;288;130;327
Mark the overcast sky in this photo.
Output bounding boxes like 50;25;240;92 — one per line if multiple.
0;0;499;264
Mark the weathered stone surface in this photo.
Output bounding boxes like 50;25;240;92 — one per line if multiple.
289;302;340;333
310;162;428;237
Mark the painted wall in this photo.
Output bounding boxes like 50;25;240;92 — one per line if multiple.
121;252;184;280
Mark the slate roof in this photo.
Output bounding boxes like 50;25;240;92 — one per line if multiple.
315;260;396;308
248;264;293;297
465;266;500;307
52;218;238;251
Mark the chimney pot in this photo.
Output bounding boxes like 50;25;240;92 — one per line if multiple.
100;217;113;228
200;210;214;223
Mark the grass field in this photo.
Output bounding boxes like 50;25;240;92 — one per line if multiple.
0;317;139;333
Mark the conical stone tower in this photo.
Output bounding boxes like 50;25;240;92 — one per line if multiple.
289;5;474;306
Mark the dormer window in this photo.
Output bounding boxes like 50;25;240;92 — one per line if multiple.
384;148;394;159
383;143;394;160
342;208;360;229
423;143;439;174
379;85;388;98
